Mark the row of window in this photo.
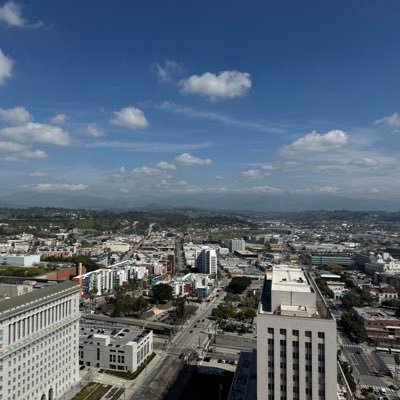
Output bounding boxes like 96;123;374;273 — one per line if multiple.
7;298;75;345
267;328;325;339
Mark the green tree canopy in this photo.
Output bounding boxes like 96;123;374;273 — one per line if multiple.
152;283;173;303
228;277;252;294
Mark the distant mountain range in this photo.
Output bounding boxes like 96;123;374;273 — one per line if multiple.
0;190;398;212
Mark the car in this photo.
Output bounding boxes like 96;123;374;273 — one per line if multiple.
389;385;399;390
189;330;193;333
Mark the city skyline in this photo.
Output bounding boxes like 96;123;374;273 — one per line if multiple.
1;1;400;209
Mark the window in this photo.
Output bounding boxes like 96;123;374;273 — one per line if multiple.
268;328;274;334
305;331;311;338
318;332;325;339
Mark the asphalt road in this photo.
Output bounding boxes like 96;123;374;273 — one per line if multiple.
127;281;229;399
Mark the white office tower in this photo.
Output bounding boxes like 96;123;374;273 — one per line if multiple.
0;281;80;400
196;247;218;275
257;266;336;400
229;239;246;253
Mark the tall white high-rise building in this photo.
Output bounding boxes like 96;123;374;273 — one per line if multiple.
196;247;218;275
257;266;336;400
0;280;80;400
229;239;246;253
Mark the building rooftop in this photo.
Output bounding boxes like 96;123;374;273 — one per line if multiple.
80;325;151;346
0;280;79;321
271;265;311;293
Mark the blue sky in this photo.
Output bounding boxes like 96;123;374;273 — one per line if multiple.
1;0;400;203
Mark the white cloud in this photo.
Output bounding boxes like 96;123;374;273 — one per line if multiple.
261;163;275;171
29;171;47;177
282;130;348;155
110;106;148;130
175;153;212;166
0;1;42;28
0;48;13;85
31;183;88;192
319;186;339;193
179;70;251;100
349;157;380;167
155;59;182;82
156;161;176;170
375;112;400;128
215;175;224;180
49;113;67;125
113;166;167;180
246;185;281;193
241;169;271;179
0;140;47;160
86;123;105;137
86;140;211;152
0;122;70;145
0;106;31;125
158;101;282;133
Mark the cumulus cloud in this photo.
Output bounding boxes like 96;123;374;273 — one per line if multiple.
86;123;105;137
110;106;148;130
0;1;42;28
0;106;31;125
179;70;251;100
281;130;348;155
241;169;271;179
0;122;70;145
0;140;47;160
156;161;176;170
175;153;212;166
0;48;13;85
154;59;182;82
31;183;88;192
349;157;380;167
49;113;67;125
375;112;400;128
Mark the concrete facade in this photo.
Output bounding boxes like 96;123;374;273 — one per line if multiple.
230;239;246;253
0;254;41;267
257;265;336;400
79;328;153;372
0;280;80;400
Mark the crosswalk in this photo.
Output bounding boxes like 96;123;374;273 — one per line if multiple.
359;384;395;394
341;344;362;349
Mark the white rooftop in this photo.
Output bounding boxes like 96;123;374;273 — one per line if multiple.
272;265;311;293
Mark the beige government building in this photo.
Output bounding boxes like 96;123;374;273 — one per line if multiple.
257;265;337;400
0;280;80;400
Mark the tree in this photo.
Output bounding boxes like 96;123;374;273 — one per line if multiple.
152;283;173;303
228;277;252;294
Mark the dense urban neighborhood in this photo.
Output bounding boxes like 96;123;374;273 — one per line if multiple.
0;208;400;399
